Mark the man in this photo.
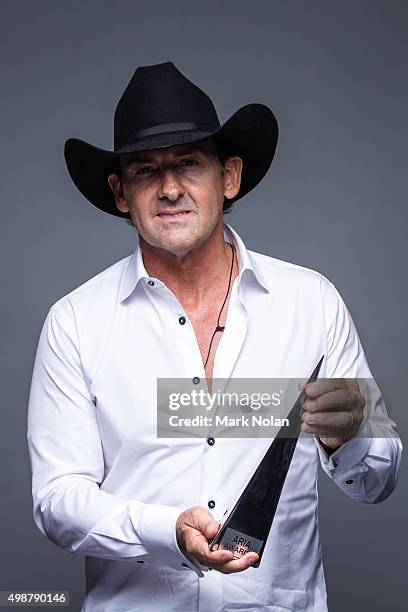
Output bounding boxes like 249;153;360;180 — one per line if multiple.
28;62;401;611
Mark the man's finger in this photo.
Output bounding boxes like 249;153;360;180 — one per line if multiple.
303;388;357;413
181;527;219;560
212;552;259;574
304;378;358;398
301;410;359;436
183;507;219;537
197;548;235;566
297;378;307;391
203;521;219;540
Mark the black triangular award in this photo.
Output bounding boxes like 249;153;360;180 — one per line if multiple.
209;356;324;567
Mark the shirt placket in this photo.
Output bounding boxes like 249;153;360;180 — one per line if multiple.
150;276;249;611
200;284;249;610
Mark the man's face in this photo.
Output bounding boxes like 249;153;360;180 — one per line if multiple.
108;139;242;256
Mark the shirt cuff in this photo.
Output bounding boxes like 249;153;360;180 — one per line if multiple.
135;503;204;577
315;419;371;477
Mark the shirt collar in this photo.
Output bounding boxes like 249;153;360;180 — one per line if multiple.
120;239;150;302
223;223;270;294
120;222;270;302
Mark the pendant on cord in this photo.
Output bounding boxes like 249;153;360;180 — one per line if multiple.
203;243;235;369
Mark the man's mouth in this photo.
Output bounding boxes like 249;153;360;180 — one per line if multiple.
157;210;192;219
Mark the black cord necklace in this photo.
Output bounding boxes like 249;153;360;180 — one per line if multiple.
203;242;236;368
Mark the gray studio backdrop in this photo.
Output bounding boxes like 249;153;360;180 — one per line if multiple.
1;1;407;611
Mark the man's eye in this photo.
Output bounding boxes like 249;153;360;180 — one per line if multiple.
178;159;198;167
136;167;156;175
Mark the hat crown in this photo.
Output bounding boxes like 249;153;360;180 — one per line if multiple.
114;62;220;151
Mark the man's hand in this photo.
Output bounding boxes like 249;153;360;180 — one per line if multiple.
300;378;365;450
176;506;258;573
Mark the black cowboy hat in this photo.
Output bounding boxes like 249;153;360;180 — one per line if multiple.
64;62;278;218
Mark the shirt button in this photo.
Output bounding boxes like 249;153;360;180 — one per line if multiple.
345;479;354;485
193;376;200;384
148;280;154;286
181;562;189;567
207;437;215;446
333;460;339;468
179;316;186;325
137;560;145;563
208;500;216;509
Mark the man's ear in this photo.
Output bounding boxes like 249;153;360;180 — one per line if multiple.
223;157;243;200
108;174;130;214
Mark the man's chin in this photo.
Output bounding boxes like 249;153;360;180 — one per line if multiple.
157;239;201;257
139;219;220;256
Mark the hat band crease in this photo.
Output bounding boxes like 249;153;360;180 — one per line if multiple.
118;121;218;148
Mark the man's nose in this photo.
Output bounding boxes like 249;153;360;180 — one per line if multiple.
157;167;184;201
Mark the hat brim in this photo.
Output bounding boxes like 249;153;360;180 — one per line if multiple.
64;103;278;218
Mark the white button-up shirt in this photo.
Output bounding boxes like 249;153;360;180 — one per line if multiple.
28;223;401;612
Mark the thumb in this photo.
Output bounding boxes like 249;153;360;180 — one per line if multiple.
298;378;307;392
203;520;219;539
193;507;218;537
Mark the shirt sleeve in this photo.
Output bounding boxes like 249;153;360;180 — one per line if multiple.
27;302;203;576
314;278;402;503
